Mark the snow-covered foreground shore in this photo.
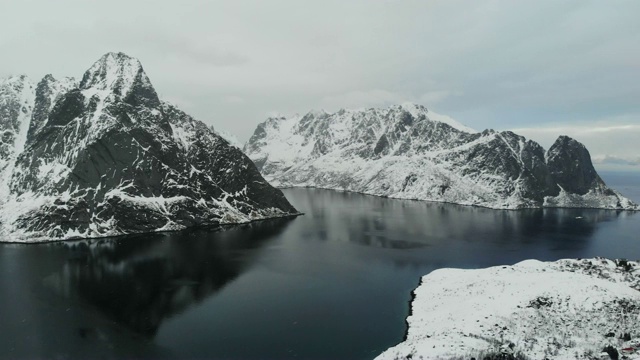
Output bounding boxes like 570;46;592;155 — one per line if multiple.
376;258;640;360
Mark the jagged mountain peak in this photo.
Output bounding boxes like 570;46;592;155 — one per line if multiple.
0;74;33;91
79;52;159;107
0;54;298;242
1;74;29;82
547;135;591;162
27;74;78;143
34;75;77;98
397;103;476;133
303;109;329;118
246;105;637;210
399;102;428;113
546;135;603;196
41;73;56;82
0;75;36;157
309;103;475;134
39;73;75;86
551;135;582;148
80;52;143;88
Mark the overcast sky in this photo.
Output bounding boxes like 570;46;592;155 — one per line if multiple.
1;0;638;170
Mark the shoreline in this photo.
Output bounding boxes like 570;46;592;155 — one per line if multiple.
0;212;303;244
276;185;639;211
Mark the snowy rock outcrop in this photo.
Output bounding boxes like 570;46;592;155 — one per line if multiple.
0;52;297;242
376;258;640;360
244;104;637;210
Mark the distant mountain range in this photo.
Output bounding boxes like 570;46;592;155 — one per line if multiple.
244;103;637;210
0;52;297;242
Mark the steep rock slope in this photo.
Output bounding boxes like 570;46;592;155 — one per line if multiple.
0;52;297;242
245;104;637;210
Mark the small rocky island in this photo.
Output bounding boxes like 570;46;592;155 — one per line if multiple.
0;52;298;242
376;258;640;360
244;104;637;210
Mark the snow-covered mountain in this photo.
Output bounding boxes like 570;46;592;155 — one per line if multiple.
376;258;640;360
244;104;637;210
210;126;242;148
0;52;297;242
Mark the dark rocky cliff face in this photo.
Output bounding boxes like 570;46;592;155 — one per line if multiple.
245;104;637;210
0;52;297;242
546;135;606;195
27;75;76;143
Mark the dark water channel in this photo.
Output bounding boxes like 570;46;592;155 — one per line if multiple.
0;172;639;359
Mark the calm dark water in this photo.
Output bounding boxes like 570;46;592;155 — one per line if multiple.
0;172;639;359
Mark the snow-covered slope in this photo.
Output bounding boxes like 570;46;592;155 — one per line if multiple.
0;76;35;161
0;52;297;242
377;258;640;360
244;104;637;210
211;126;242;148
0;75;37;205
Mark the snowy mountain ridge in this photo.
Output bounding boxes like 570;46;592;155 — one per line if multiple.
400;102;476;133
80;52;147;95
245;104;637;210
0;52;297;242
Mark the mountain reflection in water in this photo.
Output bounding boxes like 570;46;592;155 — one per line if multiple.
1;186;638;360
290;188;625;249
44;218;292;336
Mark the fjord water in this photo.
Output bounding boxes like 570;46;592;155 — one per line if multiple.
0;172;638;359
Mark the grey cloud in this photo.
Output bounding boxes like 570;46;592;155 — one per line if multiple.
320;89;409;110
593;156;640;167
134;32;249;67
1;0;639;147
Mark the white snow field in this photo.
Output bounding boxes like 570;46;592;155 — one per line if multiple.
377;258;640;360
